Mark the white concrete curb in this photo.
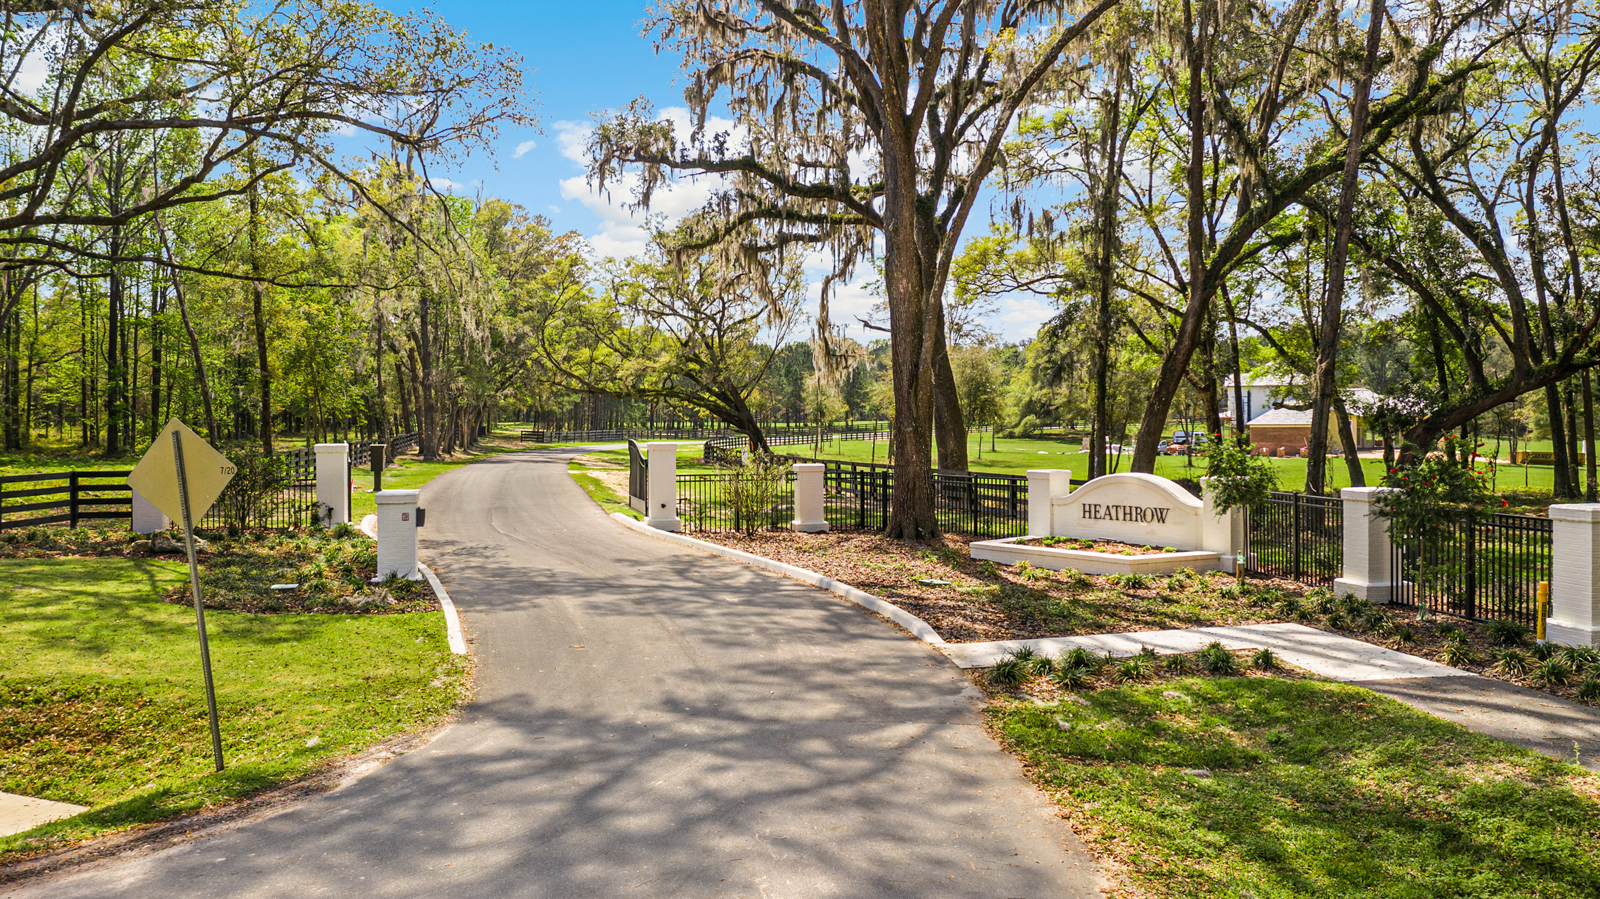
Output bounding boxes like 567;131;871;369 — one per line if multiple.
610;513;946;645
418;563;468;656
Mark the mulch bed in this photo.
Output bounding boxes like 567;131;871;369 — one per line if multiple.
696;529;1600;708
1017;536;1185;555
0;525;437;615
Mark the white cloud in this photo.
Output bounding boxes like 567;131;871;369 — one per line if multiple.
428;176;460;192
554;120;589;163
513;139;537;159
548;205;562;214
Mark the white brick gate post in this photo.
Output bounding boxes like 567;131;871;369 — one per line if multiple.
1547;504;1600;647
791;463;828;533
1027;469;1072;536
1334;486;1399;604
314;443;350;525
646;443;681;532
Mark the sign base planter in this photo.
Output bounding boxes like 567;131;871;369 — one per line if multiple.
971;536;1222;575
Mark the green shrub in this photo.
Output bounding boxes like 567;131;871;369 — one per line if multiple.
1485;619;1530;647
1198;641;1240;675
1059;646;1107;672
1250;647;1281;671
1531;658;1575;687
1162;652;1196;674
1053;665;1093;689
988;658;1029;688
1114;656;1150;683
1576;674;1600;702
1492;648;1533;676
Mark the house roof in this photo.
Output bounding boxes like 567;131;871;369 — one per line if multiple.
1246;407;1314;427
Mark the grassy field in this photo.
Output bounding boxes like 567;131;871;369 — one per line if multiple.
0;557;468;860
992;675;1600;898
799;432;1565;497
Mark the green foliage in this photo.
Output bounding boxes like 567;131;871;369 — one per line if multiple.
1198;642;1240;675
1250;648;1281;671
1203;437;1279;515
989;658;1030;688
1492;648;1533;677
1486;619;1530;647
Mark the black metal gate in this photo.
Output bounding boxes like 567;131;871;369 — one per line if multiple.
1247;491;1344;587
1389;511;1552;626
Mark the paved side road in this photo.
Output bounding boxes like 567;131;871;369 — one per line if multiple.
9;449;1103;898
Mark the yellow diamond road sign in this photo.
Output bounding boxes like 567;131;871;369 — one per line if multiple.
127;419;237;524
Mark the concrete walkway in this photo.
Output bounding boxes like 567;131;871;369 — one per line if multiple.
8;448;1104;898
945;624;1600;771
0;794;85;839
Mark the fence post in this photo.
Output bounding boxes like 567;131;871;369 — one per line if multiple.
69;472;79;528
645;442;681;532
314;443;351;525
1334;487;1399;604
1463;511;1477;620
792;463;828;532
1026;469;1072;536
1546;503;1600;647
1292;493;1302;582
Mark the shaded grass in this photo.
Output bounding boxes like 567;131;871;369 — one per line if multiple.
568;465;641;519
0;558;466;860
991;677;1600;898
349;441;525;519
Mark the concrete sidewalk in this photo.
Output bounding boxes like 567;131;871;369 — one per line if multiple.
945;623;1600;771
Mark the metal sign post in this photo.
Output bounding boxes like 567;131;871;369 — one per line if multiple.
128;418;234;775
173;430;226;773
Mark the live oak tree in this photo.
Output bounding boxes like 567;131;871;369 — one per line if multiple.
584;0;1119;538
533;238;804;451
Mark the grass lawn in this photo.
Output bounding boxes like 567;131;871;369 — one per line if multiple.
0;557;467;860
991;675;1600;898
806;433;1564;498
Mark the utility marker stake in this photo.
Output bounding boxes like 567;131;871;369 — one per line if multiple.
173;430;225;772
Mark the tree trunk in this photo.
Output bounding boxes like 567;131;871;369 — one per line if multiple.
1307;0;1385;495
105;227;124;457
1133;0;1210;473
932;314;968;472
1586;372;1598;501
418;286;438;461
1333;397;1366;487
249;189;273;455
883;130;940;538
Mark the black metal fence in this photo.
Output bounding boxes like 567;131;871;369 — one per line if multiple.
199;450;317;531
1389;511;1553;626
0;470;132;530
1247;491;1344;587
702;426;894;464
676;457;1028;538
676;472;795;532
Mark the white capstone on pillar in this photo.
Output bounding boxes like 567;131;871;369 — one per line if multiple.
1333;486;1399;604
646;442;681;532
1547;504;1600;647
314;443;350;525
131;489;169;534
792;463;829;532
1199;478;1246;573
374;489;421;581
1026;469;1072;536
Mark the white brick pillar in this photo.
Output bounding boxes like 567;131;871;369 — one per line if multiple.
1026;469;1072;536
646;442;681;532
1199;478;1246;573
131;489;169;534
1547;504;1600;647
374;489;421;581
314;443;350;525
1334;486;1399;604
792;463;828;532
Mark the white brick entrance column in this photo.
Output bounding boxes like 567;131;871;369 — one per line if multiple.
1334;486;1399;604
646;443;681;532
314;443;350;525
791;463;828;532
1547;504;1600;647
374;489;421;581
1026;469;1072;536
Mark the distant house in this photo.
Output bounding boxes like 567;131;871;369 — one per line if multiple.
1220;375;1379;454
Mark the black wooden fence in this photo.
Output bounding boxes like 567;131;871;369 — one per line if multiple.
1389;511;1553;626
0;471;132;530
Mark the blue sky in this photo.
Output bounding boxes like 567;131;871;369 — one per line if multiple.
374;1;1054;342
